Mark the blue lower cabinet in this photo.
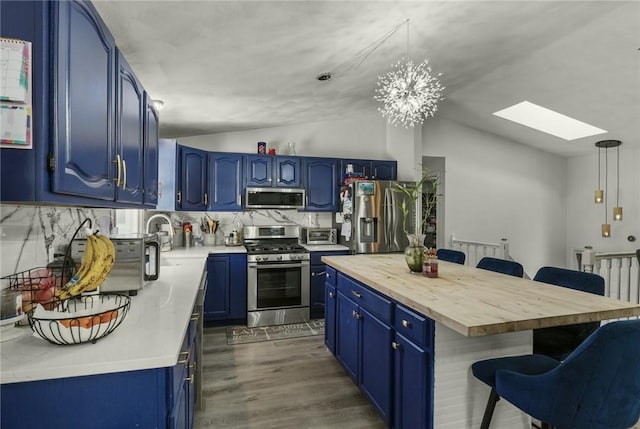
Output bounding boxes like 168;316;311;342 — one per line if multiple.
393;333;433;429
310;251;348;319
330;270;433;429
335;277;393;426
1;325;197;429
204;253;247;323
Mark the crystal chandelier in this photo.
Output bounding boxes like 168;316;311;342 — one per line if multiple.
374;20;444;127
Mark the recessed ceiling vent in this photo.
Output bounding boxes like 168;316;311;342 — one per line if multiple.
316;72;332;81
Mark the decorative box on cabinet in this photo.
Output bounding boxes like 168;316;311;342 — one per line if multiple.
336;273;393;425
0;0;157;208
245;155;301;188
303;158;339;212
208;152;244;211
204;253;247;324
310;250;348;319
177;144;208;211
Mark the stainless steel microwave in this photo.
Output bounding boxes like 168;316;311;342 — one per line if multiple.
300;227;337;245
245;187;306;210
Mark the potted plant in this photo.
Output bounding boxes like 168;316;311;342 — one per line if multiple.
394;168;440;272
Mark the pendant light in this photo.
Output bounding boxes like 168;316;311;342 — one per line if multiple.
595;139;622;238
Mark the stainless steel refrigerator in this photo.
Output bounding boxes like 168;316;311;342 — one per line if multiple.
344;180;420;254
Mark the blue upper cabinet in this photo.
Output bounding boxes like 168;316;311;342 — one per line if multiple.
143;93;159;207
177;145;208;211
245;155;301;188
115;50;145;204
371;160;397;180
51;0;116;201
208;152;243;211
245;155;272;187
304;158;338;212
339;159;397;182
0;0;157;207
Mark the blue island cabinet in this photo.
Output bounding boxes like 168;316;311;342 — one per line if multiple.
336;273;393;426
1;321;198;429
310;250;348;319
204;253;247;324
327;269;435;429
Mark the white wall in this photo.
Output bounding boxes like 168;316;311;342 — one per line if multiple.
422;117;567;276
179;113;391;160
566;148;640;257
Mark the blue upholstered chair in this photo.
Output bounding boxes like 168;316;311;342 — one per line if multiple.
436;248;466;265
533;267;605;361
472;319;640;429
476;256;524;278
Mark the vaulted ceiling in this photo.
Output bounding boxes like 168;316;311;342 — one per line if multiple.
93;1;640;157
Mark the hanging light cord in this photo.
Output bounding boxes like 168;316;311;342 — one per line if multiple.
616;145;620;206
597;147;601;190
604;147;608;223
326;19;409;79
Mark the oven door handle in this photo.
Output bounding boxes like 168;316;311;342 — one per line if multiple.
248;262;308;269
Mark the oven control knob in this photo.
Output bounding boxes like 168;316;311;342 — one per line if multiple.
277;255;283;261
255;256;262;262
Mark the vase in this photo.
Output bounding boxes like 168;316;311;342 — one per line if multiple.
404;233;426;273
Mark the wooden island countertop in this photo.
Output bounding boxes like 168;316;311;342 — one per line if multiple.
322;253;640;337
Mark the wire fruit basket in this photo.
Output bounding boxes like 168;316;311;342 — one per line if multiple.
1;266;71;318
29;293;131;345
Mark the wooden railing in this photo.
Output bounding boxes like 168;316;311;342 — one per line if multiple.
575;249;640;305
449;235;511;268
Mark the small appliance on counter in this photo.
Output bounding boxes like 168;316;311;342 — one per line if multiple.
300;227;337;245
71;233;160;296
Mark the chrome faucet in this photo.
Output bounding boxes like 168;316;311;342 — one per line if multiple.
145;214;174;236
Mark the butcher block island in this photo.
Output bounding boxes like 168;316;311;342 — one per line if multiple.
321;253;640;429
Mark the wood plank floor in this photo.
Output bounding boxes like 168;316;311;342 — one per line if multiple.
194;327;386;429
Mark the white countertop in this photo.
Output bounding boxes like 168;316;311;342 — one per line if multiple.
162;244;247;258
0;256;207;384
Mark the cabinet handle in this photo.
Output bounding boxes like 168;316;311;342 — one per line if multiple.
185;375;194;383
121;158;127;190
204;192;208;206
158;181;163;197
237;194;241;206
268;177;272;182
391;341;400;350
191;312;200;321
328;291;334;298
402;320;411;328
352;310;361;319
311;271;326;277
178;350;190;364
351;290;362;299
177;191;182;205
113;154;121;186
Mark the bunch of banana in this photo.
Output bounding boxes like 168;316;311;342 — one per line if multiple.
56;233;116;300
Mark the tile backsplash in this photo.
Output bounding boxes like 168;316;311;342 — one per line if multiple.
0;204;333;277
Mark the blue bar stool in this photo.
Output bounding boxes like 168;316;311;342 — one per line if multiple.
476;257;524;277
472;319;640;429
436;248;466;264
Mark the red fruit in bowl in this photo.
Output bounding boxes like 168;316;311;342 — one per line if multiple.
35;286;55;304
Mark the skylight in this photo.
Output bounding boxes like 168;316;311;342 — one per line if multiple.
493;101;607;141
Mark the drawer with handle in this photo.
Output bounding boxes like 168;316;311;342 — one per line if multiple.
394;304;434;350
337;273;392;324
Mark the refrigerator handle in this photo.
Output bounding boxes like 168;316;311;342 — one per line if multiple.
384;187;392;247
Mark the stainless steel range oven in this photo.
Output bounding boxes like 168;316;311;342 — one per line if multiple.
244;225;310;327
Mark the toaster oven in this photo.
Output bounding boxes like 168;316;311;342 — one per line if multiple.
70;234;160;295
300;227;337;245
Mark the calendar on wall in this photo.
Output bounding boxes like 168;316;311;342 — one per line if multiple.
1;37;32;149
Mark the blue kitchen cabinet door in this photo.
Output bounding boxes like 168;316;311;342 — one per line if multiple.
274;156;301;187
393;332;433;429
51;0;117;200
336;291;359;382
177;145;208;210
245;155;273;186
310;264;327;318
325;282;337;354
208;152;243;211
371;160;397;180
205;255;230;320
304;158;338;212
360;307;393;426
143;93;160;207
115;49;145;204
205;254;247;322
